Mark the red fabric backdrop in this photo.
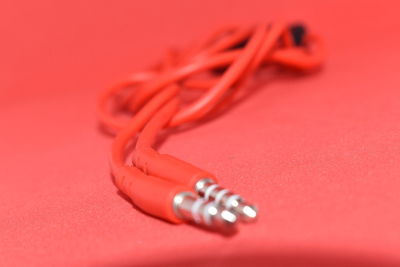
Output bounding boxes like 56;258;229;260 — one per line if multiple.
1;0;400;266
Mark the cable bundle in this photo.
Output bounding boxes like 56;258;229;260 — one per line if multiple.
97;22;324;232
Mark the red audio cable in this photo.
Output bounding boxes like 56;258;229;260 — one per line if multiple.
97;22;324;231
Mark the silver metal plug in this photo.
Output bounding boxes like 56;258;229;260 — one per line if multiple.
173;192;238;229
195;178;258;223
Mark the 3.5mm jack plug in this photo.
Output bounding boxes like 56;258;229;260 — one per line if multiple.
195;178;258;223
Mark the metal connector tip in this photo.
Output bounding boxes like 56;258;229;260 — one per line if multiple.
173;192;239;230
195;178;258;224
220;210;238;225
239;204;258;222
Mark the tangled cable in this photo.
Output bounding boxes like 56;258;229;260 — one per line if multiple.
97;22;324;232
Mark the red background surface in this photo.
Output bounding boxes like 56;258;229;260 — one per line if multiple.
1;0;400;266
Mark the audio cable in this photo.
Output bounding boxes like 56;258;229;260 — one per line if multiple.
97;22;324;232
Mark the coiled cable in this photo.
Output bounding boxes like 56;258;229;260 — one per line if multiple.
97;22;324;231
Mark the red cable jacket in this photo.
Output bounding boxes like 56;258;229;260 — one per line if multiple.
135;99;217;189
110;85;187;223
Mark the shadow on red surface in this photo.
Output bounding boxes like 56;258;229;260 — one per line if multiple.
107;251;400;267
